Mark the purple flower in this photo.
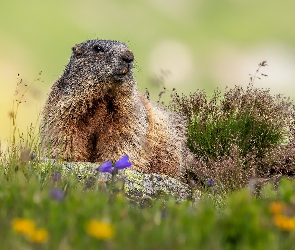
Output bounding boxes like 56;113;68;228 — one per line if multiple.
207;179;214;187
98;155;132;173
115;155;132;169
98;160;113;173
52;173;61;181
50;188;64;201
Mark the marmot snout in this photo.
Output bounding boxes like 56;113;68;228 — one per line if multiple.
41;39;193;180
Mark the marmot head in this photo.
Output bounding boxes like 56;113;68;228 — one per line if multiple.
63;40;135;86
50;40;137;119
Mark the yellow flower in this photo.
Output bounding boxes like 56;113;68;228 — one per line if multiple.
269;201;284;214
85;220;114;240
12;218;48;244
12;218;35;236
273;214;295;231
27;228;49;243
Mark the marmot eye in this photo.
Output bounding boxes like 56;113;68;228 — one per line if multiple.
93;45;104;53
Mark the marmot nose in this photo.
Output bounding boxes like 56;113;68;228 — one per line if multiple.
121;50;134;64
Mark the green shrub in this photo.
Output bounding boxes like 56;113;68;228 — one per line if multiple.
169;83;295;191
170;84;294;160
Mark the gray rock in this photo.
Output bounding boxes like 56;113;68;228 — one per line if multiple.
44;160;199;202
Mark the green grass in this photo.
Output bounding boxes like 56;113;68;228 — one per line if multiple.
2;80;295;249
1;155;295;249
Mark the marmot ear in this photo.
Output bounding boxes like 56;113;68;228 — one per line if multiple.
72;44;83;57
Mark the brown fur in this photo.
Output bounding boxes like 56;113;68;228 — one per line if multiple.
41;40;193;180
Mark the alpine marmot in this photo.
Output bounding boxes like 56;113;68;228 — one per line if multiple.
41;39;193;180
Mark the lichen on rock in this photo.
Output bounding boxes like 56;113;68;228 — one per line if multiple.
45;160;199;202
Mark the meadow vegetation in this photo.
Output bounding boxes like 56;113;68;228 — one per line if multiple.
1;65;295;249
169;62;295;193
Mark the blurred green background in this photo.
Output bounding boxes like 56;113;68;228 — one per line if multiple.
1;0;295;149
